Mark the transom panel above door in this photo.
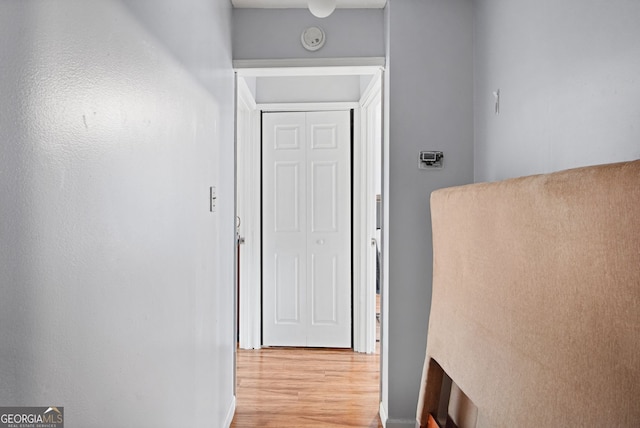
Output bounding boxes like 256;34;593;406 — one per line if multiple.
262;111;351;348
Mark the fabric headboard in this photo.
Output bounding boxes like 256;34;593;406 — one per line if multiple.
417;160;640;427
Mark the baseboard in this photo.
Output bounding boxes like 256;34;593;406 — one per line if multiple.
379;402;416;428
224;396;236;428
379;402;388;427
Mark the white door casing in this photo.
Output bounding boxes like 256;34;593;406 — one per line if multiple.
236;78;261;350
355;71;382;354
262;111;351;348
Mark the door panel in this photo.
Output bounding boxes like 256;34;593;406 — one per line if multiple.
274;253;301;323
305;111;351;347
310;254;338;324
263;112;307;346
263;110;351;348
311;161;338;232
274;162;300;232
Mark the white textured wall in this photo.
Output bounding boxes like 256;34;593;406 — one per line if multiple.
474;0;640;182
385;0;474;425
0;0;235;426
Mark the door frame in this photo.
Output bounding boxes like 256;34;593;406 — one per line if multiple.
354;71;383;354
235;65;383;353
236;78;262;350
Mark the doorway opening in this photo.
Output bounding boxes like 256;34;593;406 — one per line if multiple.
234;60;385;420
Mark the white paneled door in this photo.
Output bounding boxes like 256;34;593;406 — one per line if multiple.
262;111;351;348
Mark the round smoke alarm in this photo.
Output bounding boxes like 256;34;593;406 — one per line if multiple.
301;26;326;51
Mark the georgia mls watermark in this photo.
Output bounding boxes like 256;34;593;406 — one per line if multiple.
0;407;63;428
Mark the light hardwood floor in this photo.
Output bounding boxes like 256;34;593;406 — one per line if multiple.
231;347;382;428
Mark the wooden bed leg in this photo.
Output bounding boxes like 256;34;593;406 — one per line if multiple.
427;414;441;428
416;358;445;427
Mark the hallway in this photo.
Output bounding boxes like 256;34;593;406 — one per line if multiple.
231;347;382;427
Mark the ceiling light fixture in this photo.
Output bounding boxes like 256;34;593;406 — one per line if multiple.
308;0;336;18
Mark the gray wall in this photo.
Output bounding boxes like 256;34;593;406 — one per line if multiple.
233;8;385;59
385;0;474;425
474;0;640;182
0;0;235;426
233;1;640;426
233;3;474;426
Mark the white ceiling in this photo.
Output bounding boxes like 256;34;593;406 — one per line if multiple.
232;0;386;9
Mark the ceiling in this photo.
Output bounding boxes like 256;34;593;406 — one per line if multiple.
232;0;386;9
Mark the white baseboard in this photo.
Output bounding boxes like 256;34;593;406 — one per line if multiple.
379;401;388;427
224;396;236;428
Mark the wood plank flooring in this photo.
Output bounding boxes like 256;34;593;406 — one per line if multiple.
231;347;382;428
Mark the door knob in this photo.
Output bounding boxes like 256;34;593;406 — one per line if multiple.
316;239;325;245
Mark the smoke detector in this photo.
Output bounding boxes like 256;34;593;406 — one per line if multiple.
301;26;326;51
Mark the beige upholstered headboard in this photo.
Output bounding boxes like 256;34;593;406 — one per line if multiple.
417;160;640;427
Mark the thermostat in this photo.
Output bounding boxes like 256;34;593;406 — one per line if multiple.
418;151;444;169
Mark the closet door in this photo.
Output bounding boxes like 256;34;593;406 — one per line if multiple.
262;111;351;348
